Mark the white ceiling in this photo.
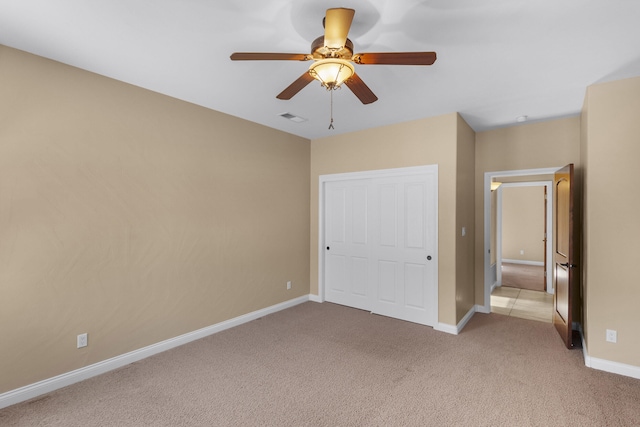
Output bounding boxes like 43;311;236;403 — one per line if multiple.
1;0;639;140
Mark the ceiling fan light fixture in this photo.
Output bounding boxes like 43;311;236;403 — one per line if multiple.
308;58;354;90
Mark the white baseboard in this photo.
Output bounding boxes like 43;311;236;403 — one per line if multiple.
0;295;311;410
475;304;491;314
502;259;544;266
434;322;458;335
308;294;323;303
435;306;476;335
587;356;640;380
574;322;640;380
490;281;499;293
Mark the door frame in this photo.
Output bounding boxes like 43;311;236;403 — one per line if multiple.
318;165;439;318
496;181;553;294
482;167;561;312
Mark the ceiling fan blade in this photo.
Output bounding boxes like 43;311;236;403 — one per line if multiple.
344;73;378;105
230;52;311;61
324;8;355;49
353;52;437;66
276;72;315;100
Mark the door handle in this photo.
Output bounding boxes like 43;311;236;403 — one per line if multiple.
560;263;576;268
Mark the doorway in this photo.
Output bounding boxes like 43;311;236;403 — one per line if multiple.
496;181;552;293
482;167;561;314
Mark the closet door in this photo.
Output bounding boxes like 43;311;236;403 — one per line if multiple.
370;173;437;326
324;179;371;311
322;166;438;327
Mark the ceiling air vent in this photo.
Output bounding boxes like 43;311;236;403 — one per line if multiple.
279;112;307;123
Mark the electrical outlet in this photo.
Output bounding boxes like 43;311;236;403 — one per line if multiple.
606;329;617;343
287;281;292;290
77;333;88;348
520;249;525;255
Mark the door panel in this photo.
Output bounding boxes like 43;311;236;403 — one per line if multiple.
553;164;577;348
406;183;426;249
378;260;397;303
379;184;398;247
351;257;369;297
404;263;426;309
554;263;569;323
371;174;437;326
325;180;371;311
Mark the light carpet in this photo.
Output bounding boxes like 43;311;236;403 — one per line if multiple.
1;302;639;426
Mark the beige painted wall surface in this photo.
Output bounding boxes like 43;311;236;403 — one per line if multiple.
310;113;459;326
580;97;590;345
455;117;476;321
0;46;311;393
501;186;545;262
474;117;581;305
582;76;640;367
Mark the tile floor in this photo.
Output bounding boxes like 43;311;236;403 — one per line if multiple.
491;286;553;323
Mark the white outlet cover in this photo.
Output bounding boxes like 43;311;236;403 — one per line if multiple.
606;329;617;343
77;333;88;348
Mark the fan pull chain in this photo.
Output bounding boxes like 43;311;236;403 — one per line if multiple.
328;89;335;130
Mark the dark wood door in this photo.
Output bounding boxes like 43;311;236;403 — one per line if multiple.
553;164;577;348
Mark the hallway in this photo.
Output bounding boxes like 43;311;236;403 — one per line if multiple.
491;286;553;323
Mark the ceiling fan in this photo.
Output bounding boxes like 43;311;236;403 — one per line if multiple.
230;8;437;105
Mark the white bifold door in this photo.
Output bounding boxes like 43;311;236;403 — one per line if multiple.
324;167;437;326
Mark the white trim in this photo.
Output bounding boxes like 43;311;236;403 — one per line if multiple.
434;323;458;335
502;259;545;266
319;165;439;183
575;323;640;380
588;357;640;380
308;294;323;303
484;168;561;312
475;304;491;314
575;322;591;367
435;306;476;335
456;306;476;332
496;185;502;286
490;262;497;288
0;295;311;410
318;165;439;326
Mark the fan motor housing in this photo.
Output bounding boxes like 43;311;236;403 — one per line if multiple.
311;36;354;60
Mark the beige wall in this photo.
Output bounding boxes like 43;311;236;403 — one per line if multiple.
581;76;640;366
474;117;581;305
580;94;590;345
501;186;545;262
310;113;473;326
455;118;476;320
0;46;311;393
5;38;637;397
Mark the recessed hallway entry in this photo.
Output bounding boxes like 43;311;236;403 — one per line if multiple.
320;166;438;326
